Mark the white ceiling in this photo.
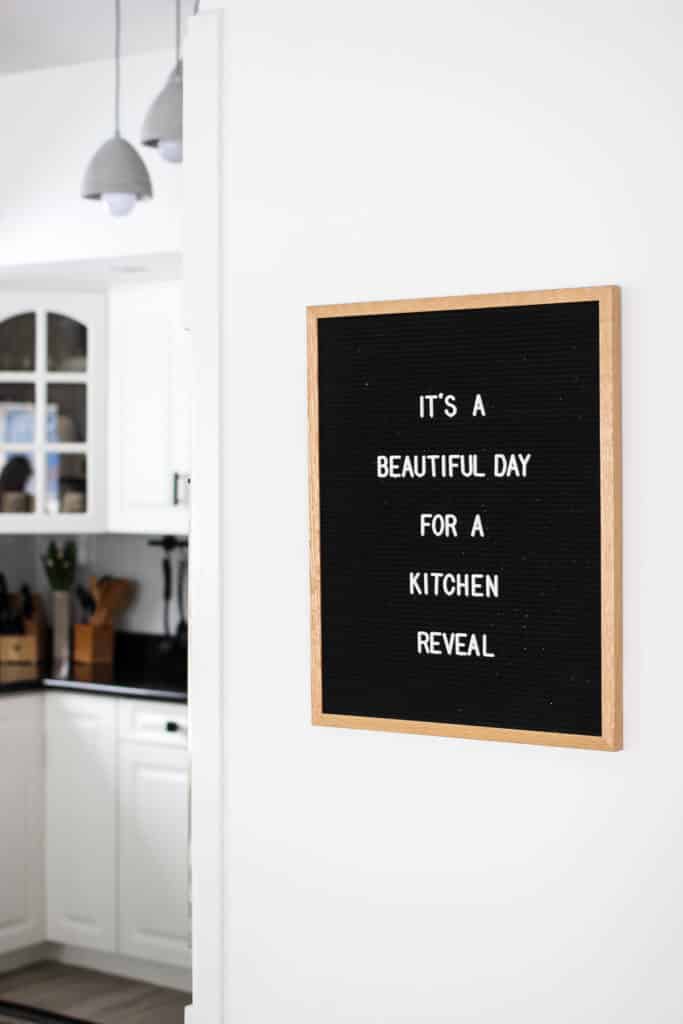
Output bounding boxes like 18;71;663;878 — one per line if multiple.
0;0;196;75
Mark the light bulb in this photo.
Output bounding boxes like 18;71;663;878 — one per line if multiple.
158;139;183;163
102;191;137;217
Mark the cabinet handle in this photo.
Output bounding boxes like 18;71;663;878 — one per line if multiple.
173;473;191;506
166;721;180;733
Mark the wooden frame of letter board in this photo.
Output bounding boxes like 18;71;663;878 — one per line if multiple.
307;286;622;751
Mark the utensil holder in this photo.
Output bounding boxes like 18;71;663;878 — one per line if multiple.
73;623;114;665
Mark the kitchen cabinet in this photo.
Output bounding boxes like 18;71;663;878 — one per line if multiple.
0;695;44;955
0;291;107;532
118;700;190;968
0;691;189;970
45;693;117;952
108;282;191;535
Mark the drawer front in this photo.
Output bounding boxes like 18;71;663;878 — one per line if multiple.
118;699;188;747
46;691;116;727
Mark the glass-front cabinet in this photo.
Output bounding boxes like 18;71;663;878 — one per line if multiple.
0;293;105;532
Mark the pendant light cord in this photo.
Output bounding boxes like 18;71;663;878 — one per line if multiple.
175;0;181;64
114;0;121;135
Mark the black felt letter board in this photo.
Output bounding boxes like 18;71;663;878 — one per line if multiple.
308;289;622;750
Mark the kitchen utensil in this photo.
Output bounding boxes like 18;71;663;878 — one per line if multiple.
148;536;188;651
176;551;188;650
163;557;171;636
90;576;135;626
20;584;33;623
76;584;96;622
0;574;10;634
0;575;22;635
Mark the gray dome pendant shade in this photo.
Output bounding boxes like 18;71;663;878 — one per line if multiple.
81;0;152;216
141;60;183;163
142;0;183;163
82;136;153;213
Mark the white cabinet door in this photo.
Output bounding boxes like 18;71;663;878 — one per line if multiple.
45;694;117;952
0;695;44;954
108;282;191;535
118;700;190;967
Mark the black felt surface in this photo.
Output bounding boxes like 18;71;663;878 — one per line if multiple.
317;301;602;736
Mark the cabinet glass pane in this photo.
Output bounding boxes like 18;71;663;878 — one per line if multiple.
0;314;35;371
0;451;34;513
47;383;86;442
47;313;87;372
0;383;35;442
46;452;86;514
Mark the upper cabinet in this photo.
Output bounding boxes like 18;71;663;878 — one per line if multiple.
108;281;191;535
0;281;189;536
0;292;106;532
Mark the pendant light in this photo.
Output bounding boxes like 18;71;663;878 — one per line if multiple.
141;0;183;163
81;0;152;216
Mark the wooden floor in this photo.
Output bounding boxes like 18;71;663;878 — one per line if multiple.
0;1015;44;1024
0;962;190;1024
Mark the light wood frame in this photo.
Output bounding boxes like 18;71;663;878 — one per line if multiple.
307;286;622;751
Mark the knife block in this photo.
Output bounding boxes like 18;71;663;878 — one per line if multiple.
73;623;114;665
0;594;46;664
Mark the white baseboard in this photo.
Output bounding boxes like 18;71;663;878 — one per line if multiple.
48;943;192;993
0;941;192;994
0;943;51;975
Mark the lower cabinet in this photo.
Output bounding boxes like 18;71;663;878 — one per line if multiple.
117;699;190;968
43;693;189;968
45;694;117;951
119;740;190;966
0;695;44;955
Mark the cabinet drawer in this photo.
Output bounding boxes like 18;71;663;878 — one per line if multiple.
118;699;188;747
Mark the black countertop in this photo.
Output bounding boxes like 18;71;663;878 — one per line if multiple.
0;632;187;703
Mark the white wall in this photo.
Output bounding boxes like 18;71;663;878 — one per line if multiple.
0;51;181;267
0;534;33;593
209;1;680;1021
76;534;186;636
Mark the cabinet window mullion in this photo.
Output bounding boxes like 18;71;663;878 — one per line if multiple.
33;308;47;517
